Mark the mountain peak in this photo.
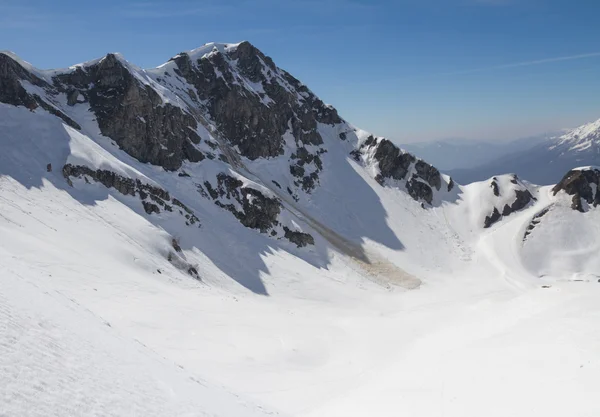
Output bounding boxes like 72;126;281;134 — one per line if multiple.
555;117;600;152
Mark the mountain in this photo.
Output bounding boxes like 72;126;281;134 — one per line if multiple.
401;133;553;171
1;42;600;417
449;120;600;185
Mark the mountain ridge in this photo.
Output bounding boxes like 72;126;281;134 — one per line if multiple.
448;118;600;185
2;41;600;417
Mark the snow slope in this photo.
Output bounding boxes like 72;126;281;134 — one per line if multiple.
1;44;600;417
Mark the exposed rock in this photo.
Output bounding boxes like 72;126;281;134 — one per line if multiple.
203;172;314;246
501;189;534;217
142;201;160;214
171;238;182;253
447;177;455;192
353;136;449;205
62;163;200;226
206;173;282;233
0;54;79;130
491;178;500;196
0;52;44;108
483;179;535;228
406;176;433;205
55;54;201;170
484;207;502;228
552;168;600;212
373;139;416;182
167;41;340;161
66;89;81;106
283;226;315;248
289;147;324;192
414;160;441;191
523;206;551;241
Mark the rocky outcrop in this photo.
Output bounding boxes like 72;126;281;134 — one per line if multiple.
62;164;200;226
484;208;502;229
283;226;315;248
352;136;448;205
373;139;416;183
201;172;314;247
0;53;44;108
490;178;500;196
552;168;600;212
501;189;534;216
0;53;81;129
167;42;340;162
523;206;551;241
162;42;337;194
483;175;535;228
289;147;326;192
54;55;203;170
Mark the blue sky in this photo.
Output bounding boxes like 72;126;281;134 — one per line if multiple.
3;0;600;142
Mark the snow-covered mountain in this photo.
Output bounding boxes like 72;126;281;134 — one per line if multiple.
449;119;600;185
2;42;600;417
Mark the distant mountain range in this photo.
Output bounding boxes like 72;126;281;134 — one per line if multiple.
401;133;557;172
447;120;600;185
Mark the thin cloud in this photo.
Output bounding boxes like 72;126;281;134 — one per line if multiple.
443;52;600;76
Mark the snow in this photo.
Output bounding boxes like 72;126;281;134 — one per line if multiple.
572;165;600;171
3;47;600;417
0;267;277;417
556;117;600;152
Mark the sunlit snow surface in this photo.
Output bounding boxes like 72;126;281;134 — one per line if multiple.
2;53;600;417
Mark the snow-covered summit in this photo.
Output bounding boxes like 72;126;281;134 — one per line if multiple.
3;41;600;417
554;117;600;152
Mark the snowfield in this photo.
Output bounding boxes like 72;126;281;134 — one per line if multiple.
2;47;600;417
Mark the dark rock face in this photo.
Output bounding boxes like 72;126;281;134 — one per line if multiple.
552;168;600;212
484;208;502;228
55;54;202;171
209;173;281;233
62;164;200;226
283;226;315;248
352;136;448;205
289;147;325;192
490;178;500;196
406;176;433;205
163;42;337;195
0;53;44;108
502;189;534;216
523;206;551;241
0;53;81;129
202;172;314;246
447;177;455;192
414;160;441;191
1;52;202;170
483;177;535;228
168;42;341;162
373;139;416;183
